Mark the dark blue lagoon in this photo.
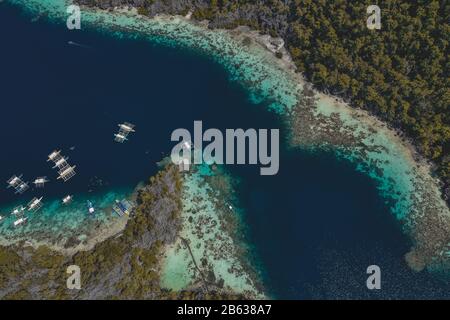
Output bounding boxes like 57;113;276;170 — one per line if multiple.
0;2;448;299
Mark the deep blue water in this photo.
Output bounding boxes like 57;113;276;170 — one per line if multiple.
0;4;448;299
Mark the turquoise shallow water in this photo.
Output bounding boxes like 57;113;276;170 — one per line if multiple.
0;187;131;247
2;0;449;298
12;0;434;225
1;0;296;249
161;163;263;297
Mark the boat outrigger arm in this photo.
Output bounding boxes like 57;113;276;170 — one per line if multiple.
14;217;28;227
33;177;49;188
57;165;77;181
62;195;73;204
28;197;43;212
87;201;95;214
114;122;136;143
7;175;29;194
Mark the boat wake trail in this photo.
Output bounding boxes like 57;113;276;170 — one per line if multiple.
67;41;91;49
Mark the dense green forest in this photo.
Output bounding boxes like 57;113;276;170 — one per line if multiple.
0;166;247;299
194;0;449;194
79;0;449;196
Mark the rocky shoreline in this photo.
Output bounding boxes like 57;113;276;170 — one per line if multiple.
0;165;181;299
1;0;449;300
160;161;264;299
74;0;449;206
0;164;255;299
287;84;450;274
0;193;131;256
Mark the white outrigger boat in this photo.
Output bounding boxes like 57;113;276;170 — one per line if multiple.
28;197;44;212
112;199;134;217
114;122;136;143
10;205;29;227
33;176;49;188
14;217;28;227
87;200;95;214
62;195;73;205
48;150;77;182
7;175;29;194
183;141;193;150
11;206;25;216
